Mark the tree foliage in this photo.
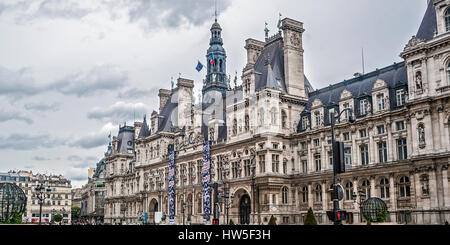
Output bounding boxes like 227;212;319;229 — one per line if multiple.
268;215;277;225
229;219;235;225
53;214;63;223
304;208;317;225
71;206;81;220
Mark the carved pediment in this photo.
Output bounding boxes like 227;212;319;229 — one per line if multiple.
404;36;425;51
311;99;323;108
373;79;387;90
340;89;352;100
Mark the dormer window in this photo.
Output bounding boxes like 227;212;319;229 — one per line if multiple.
301;116;308;130
446;8;450;32
360;99;368;115
396;89;405;106
314;111;321;127
377;93;385;111
343;103;350;120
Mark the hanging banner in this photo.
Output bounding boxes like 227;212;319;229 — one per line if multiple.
202;140;211;223
168;144;175;224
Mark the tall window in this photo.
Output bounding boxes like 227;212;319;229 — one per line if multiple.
314;154;321;172
313;139;320;147
380;178;390;199
270;107;278;125
359;129;367;138
378;141;388;163
232;162;239;178
283;160;287;174
281;110;287;128
396;89;405;106
377;93;385;111
361;179;371;199
396;121;405;131
245;114;249;132
343;132;350;141
244;160;251;177
446;8;450;32
344;147;352;166
328;151;333;169
360;99;368;115
314;111;321;127
232;118;237;136
377;125;385;134
360;144;369;166
302;160;308;174
447;62;450;85
272;154;279;173
343;103;350;120
314;185;322;203
302;116;308;130
282;187;288;204
259;155;266;173
397;138;407;160
301;186;308;203
345;182;353;201
399;176;411;198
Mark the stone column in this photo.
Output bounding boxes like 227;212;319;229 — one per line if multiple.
413;170;422;210
442;166;449;207
295;186;299;209
429;167;439;209
307;183;313;208
387;120;394;162
389;173;397;222
370;175;376;198
368;125;376;164
321;181;327;210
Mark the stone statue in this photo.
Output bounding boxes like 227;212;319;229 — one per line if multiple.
264;22;269;38
212;73;217;84
416;72;423;90
367;102;372;115
418;125;425;145
277;13;282;31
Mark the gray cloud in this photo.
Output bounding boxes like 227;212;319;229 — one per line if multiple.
32;156;51;161
87;101;148;123
117;87;159;99
0;66;44;100
69;122;115;149
64;167;88;181
67;155;83;162
125;0;232;31
24;102;60;112
33;0;93;20
0;109;33;124
0;133;64;150
51;65;128;97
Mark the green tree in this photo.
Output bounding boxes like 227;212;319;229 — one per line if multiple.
304;208;317;225
445;220;449;225
71;206;81;221
268;215;277;225
53;214;63;223
229;219;235;225
366;219;371;225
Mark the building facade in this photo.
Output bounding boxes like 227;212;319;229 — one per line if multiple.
103;1;450;225
0;171;72;224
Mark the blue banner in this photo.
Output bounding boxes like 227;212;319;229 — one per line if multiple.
202;141;211;223
168;145;175;224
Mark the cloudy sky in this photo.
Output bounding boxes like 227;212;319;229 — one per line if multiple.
0;0;427;188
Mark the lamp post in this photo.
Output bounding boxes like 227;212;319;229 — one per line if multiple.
352;188;367;223
35;183;51;225
330;107;355;225
221;184;235;224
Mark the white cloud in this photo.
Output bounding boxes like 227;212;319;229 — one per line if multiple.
69;122;116;149
87;101;148;123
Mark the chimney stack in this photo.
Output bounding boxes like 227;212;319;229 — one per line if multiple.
158;89;171;113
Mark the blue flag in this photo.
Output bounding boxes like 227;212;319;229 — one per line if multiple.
196;61;204;72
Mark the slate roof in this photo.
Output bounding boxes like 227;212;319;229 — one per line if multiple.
298;62;408;132
416;0;437;41
254;37;313;93
138;115;151;138
117;125;135;153
158;88;178;133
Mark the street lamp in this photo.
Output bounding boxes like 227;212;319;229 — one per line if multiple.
221;185;235;224
352;188;367;223
34;183;51;225
330;107;355;225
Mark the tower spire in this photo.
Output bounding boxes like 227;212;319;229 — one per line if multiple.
214;0;218;22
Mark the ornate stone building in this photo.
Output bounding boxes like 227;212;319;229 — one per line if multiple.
103;1;450;225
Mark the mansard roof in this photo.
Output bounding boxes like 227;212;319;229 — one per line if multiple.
158;88;178;133
304;62;407;111
117;125;135;154
253;35;313;94
416;0;437;41
254;38;287;93
138;115;151;138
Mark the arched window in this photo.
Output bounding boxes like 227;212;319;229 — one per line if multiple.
314;184;322;203
301;186;308;203
447;62;450;86
361;179;371;199
345;182;353;201
282;187;289;204
281;110;287;128
446;8;450;32
380;178;390;199
399;176;411;198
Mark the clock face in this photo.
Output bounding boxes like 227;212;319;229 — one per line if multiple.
127;141;132;146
